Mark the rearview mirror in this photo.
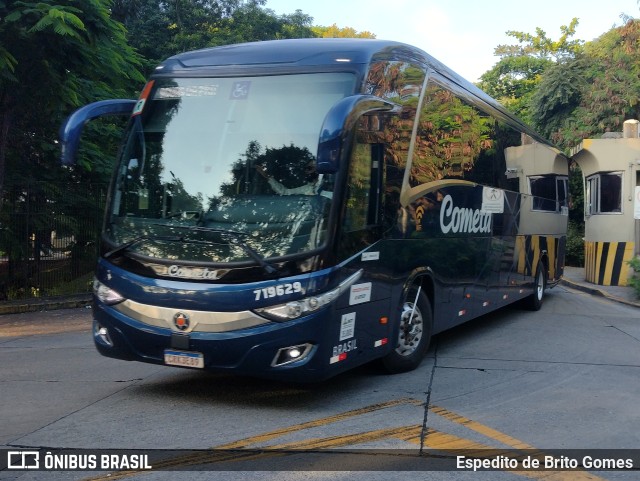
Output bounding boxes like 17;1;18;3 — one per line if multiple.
59;99;137;165
316;95;399;173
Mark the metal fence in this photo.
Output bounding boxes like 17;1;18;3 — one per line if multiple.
0;182;108;302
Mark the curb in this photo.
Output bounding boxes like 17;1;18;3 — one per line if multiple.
0;295;91;316
560;278;640;309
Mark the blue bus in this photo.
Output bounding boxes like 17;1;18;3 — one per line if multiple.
60;39;568;381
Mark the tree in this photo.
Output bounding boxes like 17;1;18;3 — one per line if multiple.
312;24;376;38
215;4;316;45
529;55;589;143
112;1;317;71
478;19;583;123
522;19;640;268
530;19;640;149
570;19;640;140
0;0;144;191
0;0;144;297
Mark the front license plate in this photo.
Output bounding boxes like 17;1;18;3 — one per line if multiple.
164;349;204;369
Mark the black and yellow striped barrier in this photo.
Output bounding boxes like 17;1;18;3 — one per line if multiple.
515;234;564;282
584;241;635;286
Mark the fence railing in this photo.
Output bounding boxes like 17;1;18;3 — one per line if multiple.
1;182;108;302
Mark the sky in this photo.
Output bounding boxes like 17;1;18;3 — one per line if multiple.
264;0;639;82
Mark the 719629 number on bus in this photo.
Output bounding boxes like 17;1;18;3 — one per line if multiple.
253;282;302;300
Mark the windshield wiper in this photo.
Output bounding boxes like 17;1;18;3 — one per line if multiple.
104;234;183;259
154;225;278;275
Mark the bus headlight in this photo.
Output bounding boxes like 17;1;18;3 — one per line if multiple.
255;294;332;321
93;279;126;305
254;269;362;321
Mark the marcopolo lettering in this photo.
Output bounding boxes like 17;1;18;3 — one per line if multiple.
440;194;492;234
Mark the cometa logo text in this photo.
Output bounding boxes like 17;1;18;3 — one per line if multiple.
440;194;492;234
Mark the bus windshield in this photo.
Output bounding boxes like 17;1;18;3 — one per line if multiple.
106;72;356;264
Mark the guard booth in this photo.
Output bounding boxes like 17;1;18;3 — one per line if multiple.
505;134;569;284
571;119;640;286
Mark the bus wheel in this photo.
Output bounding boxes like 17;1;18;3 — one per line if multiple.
524;261;546;311
381;285;432;374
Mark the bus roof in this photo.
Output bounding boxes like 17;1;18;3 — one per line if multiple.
157;38;557;149
161;38;416;69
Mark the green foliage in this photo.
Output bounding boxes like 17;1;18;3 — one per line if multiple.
628;256;640;299
0;0;371;298
479;18;583;124
112;1;317;71
0;0;145;182
212;3;315;45
312;24;376;38
480;56;551;123
0;0;145;298
565;156;585;268
531;20;640;150
495;19;583;60
568;162;584;224
565;220;585;267
573;21;640;137
7;2;86;37
530;56;589;142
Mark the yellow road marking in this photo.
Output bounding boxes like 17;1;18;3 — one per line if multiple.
216;397;422;449
82;400;608;480
429;406;606;480
267;425;423;450
430;405;536;450
83;398;423;480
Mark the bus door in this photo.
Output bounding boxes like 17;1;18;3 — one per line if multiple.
331;138;394;370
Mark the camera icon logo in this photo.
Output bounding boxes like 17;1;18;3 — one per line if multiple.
7;451;40;469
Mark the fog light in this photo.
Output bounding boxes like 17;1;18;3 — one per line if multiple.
288;348;302;359
271;343;314;367
94;321;113;347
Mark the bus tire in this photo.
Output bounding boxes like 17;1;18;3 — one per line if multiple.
381;285;432;374
524;261;546;311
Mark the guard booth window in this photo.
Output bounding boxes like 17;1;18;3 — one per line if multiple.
529;175;569;212
586;172;623;215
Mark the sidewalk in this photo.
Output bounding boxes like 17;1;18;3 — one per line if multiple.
0;294;90;315
561;266;640;308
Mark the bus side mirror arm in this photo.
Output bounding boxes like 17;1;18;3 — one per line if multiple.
59;99;137;165
316;95;399;173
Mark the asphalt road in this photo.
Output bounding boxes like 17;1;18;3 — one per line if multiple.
0;284;639;480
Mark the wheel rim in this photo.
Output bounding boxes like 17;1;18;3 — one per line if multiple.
536;269;544;301
395;300;423;357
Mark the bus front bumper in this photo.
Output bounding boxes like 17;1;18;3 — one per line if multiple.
91;302;333;382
